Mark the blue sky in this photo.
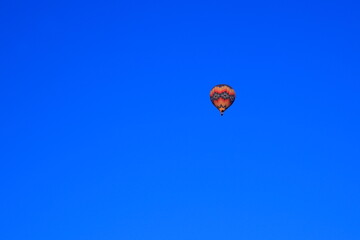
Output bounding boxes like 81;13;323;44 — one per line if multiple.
1;0;360;239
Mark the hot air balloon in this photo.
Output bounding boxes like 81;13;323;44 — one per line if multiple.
210;84;236;116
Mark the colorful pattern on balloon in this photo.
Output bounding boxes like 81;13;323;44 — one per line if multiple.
210;84;236;115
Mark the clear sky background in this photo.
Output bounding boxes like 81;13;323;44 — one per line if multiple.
1;0;360;239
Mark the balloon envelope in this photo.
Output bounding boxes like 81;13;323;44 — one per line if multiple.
210;84;236;115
